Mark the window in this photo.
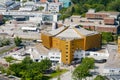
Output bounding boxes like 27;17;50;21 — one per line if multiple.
51;57;54;58
66;44;68;47
56;57;60;59
110;70;114;72
66;59;68;61
94;54;97;56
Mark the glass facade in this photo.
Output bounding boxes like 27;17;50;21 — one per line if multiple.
42;15;53;22
59;0;71;8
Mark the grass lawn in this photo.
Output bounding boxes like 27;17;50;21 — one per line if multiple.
50;69;68;78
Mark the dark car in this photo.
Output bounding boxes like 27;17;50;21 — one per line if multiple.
95;59;107;63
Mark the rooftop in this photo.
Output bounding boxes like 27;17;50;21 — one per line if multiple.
45;25;99;40
35;43;49;56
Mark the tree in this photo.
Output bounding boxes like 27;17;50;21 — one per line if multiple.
71;0;80;4
40;58;52;73
9;57;52;80
38;6;44;11
72;57;95;80
107;0;120;12
22;56;33;64
94;75;105;80
82;57;95;69
102;32;113;43
2;38;10;46
73;64;89;80
4;56;15;63
4;56;16;67
14;37;22;46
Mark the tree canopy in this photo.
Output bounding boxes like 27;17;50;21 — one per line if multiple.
14;37;22;46
94;75;106;80
9;57;52;80
72;57;95;80
61;0;120;16
102;32;114;43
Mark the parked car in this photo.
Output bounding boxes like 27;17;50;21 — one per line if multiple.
95;59;107;63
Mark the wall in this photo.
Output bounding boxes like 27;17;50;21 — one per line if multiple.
96;27;117;33
52;38;85;64
118;37;120;53
86;13;109;19
84;34;101;50
104;18;115;25
41;33;52;49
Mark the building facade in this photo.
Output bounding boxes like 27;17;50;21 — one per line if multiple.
118;37;120;53
48;3;62;13
41;26;101;64
59;0;71;8
84;10;120;34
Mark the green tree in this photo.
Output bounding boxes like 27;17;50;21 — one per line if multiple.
14;37;22;46
2;38;10;46
102;32;113;43
71;0;80;4
38;6;44;11
107;0;120;11
94;75;105;80
22;56;33;64
40;58;52;72
72;57;95;80
82;57;95;69
4;56;15;67
4;56;15;63
9;57;52;80
73;64;89;80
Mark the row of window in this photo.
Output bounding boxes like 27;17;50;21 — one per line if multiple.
50;57;60;59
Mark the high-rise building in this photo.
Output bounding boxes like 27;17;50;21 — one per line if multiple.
41;26;101;64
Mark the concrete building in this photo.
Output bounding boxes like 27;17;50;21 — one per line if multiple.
84;9;120;34
28;44;62;63
118;37;120;53
48;2;62;13
41;25;101;64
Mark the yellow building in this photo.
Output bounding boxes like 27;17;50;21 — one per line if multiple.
118;37;120;53
41;26;101;64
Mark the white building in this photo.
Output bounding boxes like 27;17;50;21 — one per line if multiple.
48;2;62;13
36;3;48;12
86;49;109;60
27;44;62;63
19;1;37;11
48;48;61;63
